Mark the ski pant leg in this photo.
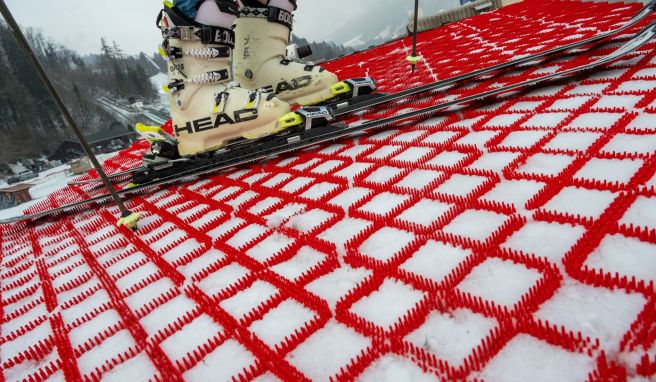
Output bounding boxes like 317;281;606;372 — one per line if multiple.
240;0;296;12
173;0;200;19
174;0;296;24
173;0;239;28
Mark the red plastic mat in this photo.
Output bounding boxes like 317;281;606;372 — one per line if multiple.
2;0;656;380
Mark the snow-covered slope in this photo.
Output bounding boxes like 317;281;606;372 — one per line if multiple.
2;0;656;381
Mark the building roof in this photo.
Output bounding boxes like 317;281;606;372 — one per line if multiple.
2;0;656;380
0;183;32;193
62;129;138;145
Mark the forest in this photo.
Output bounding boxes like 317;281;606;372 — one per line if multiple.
0;23;160;172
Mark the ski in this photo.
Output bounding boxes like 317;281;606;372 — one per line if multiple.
67;167;144;186
2;20;654;226
64;1;656;188
325;0;656;118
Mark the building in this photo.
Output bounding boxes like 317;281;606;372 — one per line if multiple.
49;129;139;162
0;183;32;209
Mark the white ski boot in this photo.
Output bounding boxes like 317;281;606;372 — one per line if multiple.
233;0;373;106
153;1;292;158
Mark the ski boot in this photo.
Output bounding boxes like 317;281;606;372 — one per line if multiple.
233;0;377;107
153;1;292;158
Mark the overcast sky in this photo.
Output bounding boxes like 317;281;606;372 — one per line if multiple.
4;0;453;55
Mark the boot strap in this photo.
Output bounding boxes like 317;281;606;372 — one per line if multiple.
165;25;236;48
239;6;293;29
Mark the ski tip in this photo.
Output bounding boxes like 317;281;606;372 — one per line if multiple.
117;212;141;231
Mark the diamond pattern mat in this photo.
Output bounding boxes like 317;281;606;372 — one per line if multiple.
2;0;656;380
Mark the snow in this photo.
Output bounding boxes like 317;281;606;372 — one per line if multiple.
306;266;372;309
227;224;269;248
246;233;295;263
396;170;443;190
329;188;372;209
628;113;656;131
567;83;608;95
569;112;623;130
542;186;616;220
319;218;372;250
544;131;600;151
265;203;306;227
406;308;496;366
585;234;656;285
509;101;543;112
593;95;642;109
285;209;334;233
422;131;459;144
220;280;279;320
397;198;452;227
521;112;570;129
312;160;344;174
574;158;643;184
335;163;373;181
400;241;471;283
603;133;656;155
368;145;403;160
480;334;595;382
0;163;79;219
357;354;437;381
125;278;176;312
281;177;314;193
344;34;366;48
393;147;433;162
617;80;656;92
517;153;574;177
621;196;656;230
351;279;424;329
286;321;370;381
426;151;469;168
183;340;255;382
101;352;159;382
365;166;404;184
499;130;548;148
359;192;410;216
458;258;542;307
548;96;591;110
69;309;122;348
456;131;500;148
468;152;520;172
502;221;585;264
198;263;250;297
140;295;197;337
271;246;325;281
359;227;415;262
443;210;508;241
535;280;646;353
484;114;524;128
250;299;315;347
78;330;136;376
435;174;488;197
483;179;544;210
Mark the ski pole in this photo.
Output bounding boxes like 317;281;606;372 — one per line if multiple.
407;0;423;72
0;0;141;230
